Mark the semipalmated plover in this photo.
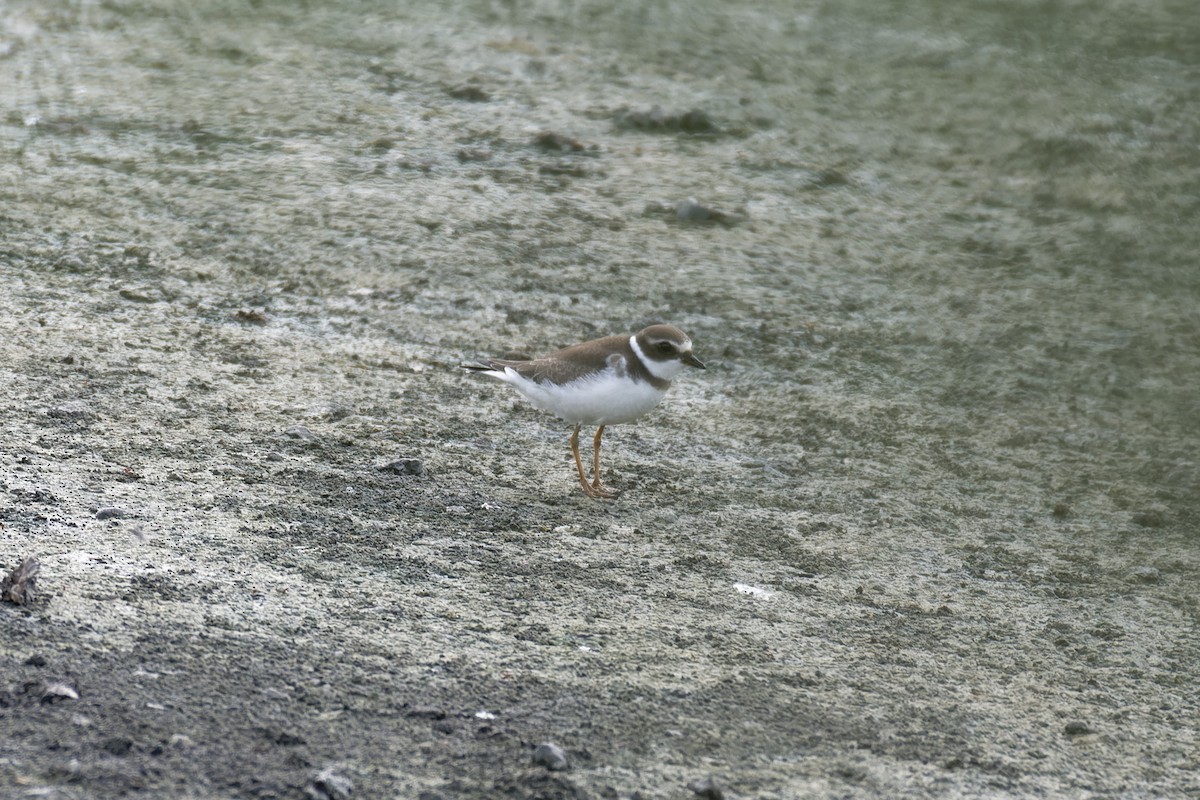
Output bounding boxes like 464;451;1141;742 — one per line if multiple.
465;324;705;498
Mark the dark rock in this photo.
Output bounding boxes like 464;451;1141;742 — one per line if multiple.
119;287;158;303
1131;508;1168;528
447;83;490;102
678;109;718;134
96;507;128;520
647;198;742;227
306;766;353;800
380;458;424;476
687;776;725;799
260;727;306;746
533;131;590;152
25;654;48;667
456;147;491;162
2;557;40;605
41;682;79;703
532;741;569;771
12;487;58;504
102;737;134;756
47;400;93;419
285;425;316;440
305;403;351;421
615;105;720;135
1064;721;1094;736
234;309;269;325
1128;565;1162;584
406;705;446;720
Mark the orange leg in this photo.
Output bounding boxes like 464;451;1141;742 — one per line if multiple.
590;425;619;498
569;424;618;499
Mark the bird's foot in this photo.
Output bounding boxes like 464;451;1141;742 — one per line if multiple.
578;477;620;499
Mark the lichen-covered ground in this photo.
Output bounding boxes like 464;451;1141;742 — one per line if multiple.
2;1;1198;797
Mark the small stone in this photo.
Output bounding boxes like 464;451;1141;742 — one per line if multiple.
1064;721;1093;736
234;309;269;325
379;458;424;476
1128;565;1161;584
533;131;589;152
687;776;724;799
1131;507;1168;528
14;487;57;504
41;682;80;703
119;287;157;303
305;766;353;800
447;83;490;102
286;425;316;440
25;654;48;667
304;403;351;421
615;105;720;135
96;507;128;520
405;705;445;720
102;736;134;756
672;198;740;226
677;109;718;134
47;400;93;419
531;742;569;771
456;147;491;162
1;557;40;605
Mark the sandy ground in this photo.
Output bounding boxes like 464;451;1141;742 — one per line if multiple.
2;1;1198;798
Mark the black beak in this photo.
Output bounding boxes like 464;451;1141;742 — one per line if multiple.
682;352;706;369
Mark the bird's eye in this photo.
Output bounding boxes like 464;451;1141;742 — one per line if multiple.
656;342;674;354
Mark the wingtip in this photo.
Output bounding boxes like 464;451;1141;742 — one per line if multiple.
462;361;493;373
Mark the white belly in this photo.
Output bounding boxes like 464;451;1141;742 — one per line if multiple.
502;368;666;425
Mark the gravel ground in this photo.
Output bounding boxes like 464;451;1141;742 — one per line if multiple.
2;1;1198;798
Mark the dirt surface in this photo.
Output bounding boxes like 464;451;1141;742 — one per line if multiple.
2;1;1198;798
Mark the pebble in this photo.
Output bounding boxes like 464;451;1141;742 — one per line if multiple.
456;147;491;162
285;425;316;441
1064;721;1094;736
233;309;269;326
533;131;591;152
687;776;724;799
673;198;741;226
47;400;93;419
1131;508;1167;528
304;403;351;421
531;742;569;771
615;105;719;134
641;198;742;227
379;458;424;476
1128;565;1161;584
96;507;128;520
2;557;40;605
405;705;445;720
118;287;158;303
306;766;353;800
447;83;490;102
41;682;80;703
102;736;134;756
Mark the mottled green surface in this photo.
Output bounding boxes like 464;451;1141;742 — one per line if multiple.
2;1;1198;797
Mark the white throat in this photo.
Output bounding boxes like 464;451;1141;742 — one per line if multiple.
629;335;687;381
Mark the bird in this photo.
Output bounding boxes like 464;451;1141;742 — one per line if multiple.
464;324;705;498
